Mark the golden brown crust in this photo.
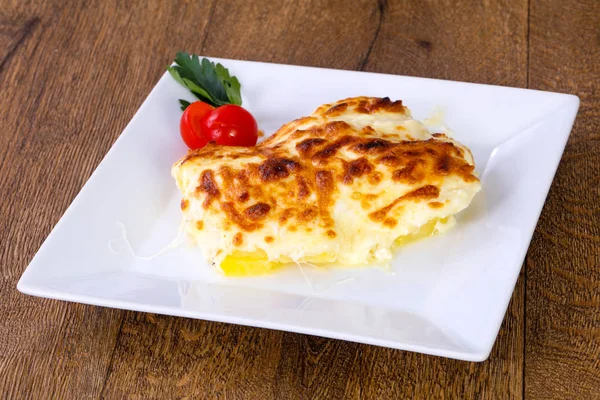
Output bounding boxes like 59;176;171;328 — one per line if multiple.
180;199;189;210
221;202;261;232
243;203;271;221
368;185;440;222
233;232;243;246
428;201;444;209
197;170;220;208
174;97;480;245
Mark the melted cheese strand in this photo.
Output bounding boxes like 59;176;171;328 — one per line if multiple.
294;261;317;293
108;221;185;260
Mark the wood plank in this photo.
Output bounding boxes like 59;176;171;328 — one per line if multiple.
0;3;127;397
100;278;525;400
0;0;216;398
0;17;39;75
526;1;600;398
199;0;378;69
363;0;528;86
101;1;528;399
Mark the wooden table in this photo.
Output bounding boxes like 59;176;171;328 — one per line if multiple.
1;0;598;398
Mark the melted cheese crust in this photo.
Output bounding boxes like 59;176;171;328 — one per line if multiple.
172;97;481;270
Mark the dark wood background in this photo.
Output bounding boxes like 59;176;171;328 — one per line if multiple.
1;0;598;398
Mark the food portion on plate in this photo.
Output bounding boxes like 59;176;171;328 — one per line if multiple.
171;91;481;276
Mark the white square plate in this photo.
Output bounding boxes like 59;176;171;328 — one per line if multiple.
17;58;579;361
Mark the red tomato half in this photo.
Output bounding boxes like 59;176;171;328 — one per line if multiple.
180;101;214;149
201;105;258;147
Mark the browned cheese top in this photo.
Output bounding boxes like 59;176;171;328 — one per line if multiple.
172;97;481;267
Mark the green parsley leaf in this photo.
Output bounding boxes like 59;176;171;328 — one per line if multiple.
215;63;242;105
179;99;191;111
167;52;243;108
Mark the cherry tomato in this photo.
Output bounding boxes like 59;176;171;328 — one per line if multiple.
180;101;214;149
201;105;258;147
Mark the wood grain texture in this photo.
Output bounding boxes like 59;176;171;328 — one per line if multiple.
0;0;214;398
0;2;126;399
525;0;600;398
0;0;595;398
364;0;528;86
100;278;525;400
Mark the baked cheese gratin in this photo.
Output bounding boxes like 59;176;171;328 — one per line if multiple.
172;97;481;276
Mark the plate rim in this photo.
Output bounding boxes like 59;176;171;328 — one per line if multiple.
16;58;580;362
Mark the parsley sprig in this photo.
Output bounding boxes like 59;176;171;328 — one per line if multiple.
167;52;242;111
